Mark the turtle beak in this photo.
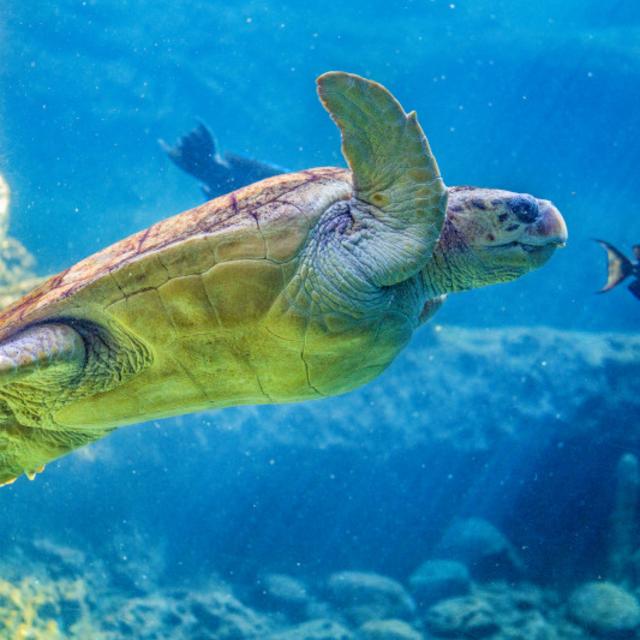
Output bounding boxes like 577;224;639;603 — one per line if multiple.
524;201;568;248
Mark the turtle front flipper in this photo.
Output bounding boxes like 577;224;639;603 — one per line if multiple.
317;71;447;286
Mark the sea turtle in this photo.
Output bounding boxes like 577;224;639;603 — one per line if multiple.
0;72;567;486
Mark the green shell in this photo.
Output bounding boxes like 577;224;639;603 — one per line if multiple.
0;72;447;484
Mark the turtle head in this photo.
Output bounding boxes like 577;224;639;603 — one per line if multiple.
423;186;567;295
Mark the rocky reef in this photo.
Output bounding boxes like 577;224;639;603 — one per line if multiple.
5;459;640;638
193;323;640;456
0;173;43;308
0;542;104;638
6;512;640;640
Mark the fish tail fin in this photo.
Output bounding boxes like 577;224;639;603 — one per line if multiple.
159;121;227;192
595;240;633;293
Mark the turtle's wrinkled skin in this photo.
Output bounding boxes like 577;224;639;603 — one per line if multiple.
0;72;567;485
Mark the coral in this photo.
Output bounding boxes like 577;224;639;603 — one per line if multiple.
99;586;275;639
0;173;44;309
0;574;105;639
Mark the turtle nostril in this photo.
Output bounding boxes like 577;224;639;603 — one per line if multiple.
509;196;538;224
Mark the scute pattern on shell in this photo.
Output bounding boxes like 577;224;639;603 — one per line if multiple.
0;167;351;341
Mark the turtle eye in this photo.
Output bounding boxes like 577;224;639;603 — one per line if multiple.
509;196;538;224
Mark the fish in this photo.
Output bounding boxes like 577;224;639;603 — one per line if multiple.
159;122;285;199
596;240;640;299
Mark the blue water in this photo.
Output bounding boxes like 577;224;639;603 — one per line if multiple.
0;1;639;637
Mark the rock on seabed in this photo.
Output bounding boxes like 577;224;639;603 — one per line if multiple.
326;572;416;625
424;595;499;638
357;618;423;639
436;518;523;581
567;581;640;638
267;618;353;640
409;559;471;608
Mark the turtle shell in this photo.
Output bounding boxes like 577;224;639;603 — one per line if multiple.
0;168;350;334
0;168;380;429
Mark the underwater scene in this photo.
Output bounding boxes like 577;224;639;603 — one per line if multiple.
0;0;639;638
